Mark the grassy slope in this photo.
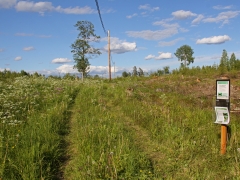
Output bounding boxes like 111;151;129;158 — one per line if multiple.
64;74;240;179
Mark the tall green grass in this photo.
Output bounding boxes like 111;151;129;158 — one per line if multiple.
63;75;240;179
64;80;154;179
1;73;240;179
118;75;240;179
0;76;79;179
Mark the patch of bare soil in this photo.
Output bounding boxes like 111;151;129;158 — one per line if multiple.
145;75;240;112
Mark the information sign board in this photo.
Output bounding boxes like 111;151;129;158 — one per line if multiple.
215;79;230;125
215;79;230;154
216;80;230;100
214;107;230;125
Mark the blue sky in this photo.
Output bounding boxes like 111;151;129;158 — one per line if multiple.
0;0;240;77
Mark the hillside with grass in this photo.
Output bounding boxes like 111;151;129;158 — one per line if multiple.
0;69;240;179
63;71;240;179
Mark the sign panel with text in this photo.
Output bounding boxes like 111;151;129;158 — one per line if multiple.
216;80;230;100
215;79;230;125
215;107;230;125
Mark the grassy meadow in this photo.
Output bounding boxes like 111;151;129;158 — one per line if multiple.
1;69;240;179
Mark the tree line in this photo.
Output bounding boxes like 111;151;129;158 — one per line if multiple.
0;70;80;81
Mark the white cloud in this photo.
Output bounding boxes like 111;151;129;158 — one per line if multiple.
203;11;240;25
172;10;197;20
110;42;137;54
14;1;95;15
196;35;231;44
90;66;108;73
52;58;72;64
192;14;204;24
155;52;172;60
55;6;95;14
90;66;128;75
126;28;178;41
56;64;77;74
15;56;22;61
158;38;184;47
15;1;54;14
153;18;172;24
153;19;189;33
0;68;10;71
0;0;16;8
23;46;34;51
31;69;54;75
139;4;159;12
213;5;233;10
145;54;155;60
145;52;172;60
179;28;189;32
126;13;137;19
2;0;109;16
55;64;123;75
103;37;137;54
153;19;179;29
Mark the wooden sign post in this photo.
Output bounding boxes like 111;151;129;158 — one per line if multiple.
221;125;227;154
215;79;230;155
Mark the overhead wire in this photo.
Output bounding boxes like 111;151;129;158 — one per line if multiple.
95;0;107;35
94;0;112;78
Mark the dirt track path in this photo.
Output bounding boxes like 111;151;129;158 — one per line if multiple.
62;83;166;179
114;109;166;174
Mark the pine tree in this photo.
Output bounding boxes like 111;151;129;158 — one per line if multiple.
229;53;236;70
122;71;129;77
219;49;229;74
138;68;144;76
163;66;170;74
132;66;138;76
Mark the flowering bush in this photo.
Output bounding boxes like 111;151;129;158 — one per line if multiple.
0;76;79;179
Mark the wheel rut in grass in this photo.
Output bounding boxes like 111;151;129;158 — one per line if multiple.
115;108;166;172
56;88;80;180
109;83;167;173
62;83;166;178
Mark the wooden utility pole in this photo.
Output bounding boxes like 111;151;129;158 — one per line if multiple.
108;30;111;81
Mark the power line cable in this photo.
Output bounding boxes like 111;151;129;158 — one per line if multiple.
95;0;107;35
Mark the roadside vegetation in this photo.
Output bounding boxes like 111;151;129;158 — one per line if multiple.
0;75;79;179
1;50;240;179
